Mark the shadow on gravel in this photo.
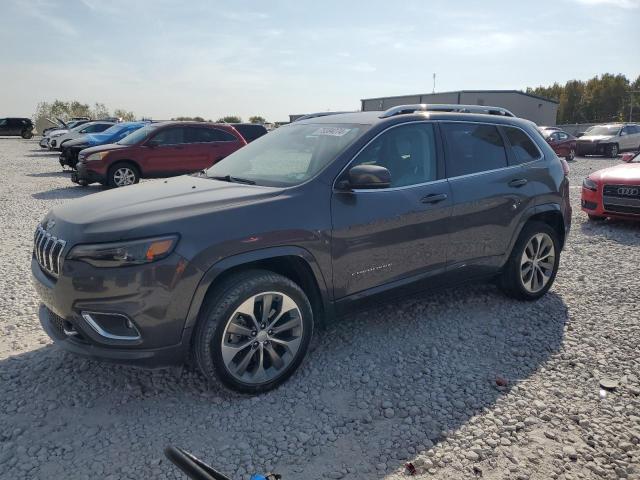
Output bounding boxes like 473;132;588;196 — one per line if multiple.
0;284;567;479
580;218;640;246
27;171;71;178
25;152;60;157
31;185;104;200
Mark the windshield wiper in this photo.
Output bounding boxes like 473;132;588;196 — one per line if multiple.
209;174;256;185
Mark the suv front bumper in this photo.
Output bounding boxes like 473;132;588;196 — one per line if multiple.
32;252;204;368
72;163;105;185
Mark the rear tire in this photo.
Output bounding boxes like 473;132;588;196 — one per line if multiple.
21;130;33;139
499;221;560;301
605;144;618;158
107;162;140;188
565;148;576;162
192;269;314;394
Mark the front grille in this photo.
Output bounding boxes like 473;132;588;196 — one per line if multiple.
603;184;640;199
603;203;640;215
33;225;66;277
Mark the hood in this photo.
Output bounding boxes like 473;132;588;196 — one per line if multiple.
47;128;68;137
79;143;130;158
64;136;92;148
591;162;640;182
48;175;282;242
578;134;615;142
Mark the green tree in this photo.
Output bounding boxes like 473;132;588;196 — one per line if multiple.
249;115;266;124
112;109;136;121
216;115;242;123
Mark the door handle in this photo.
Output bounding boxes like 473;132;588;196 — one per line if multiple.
421;193;448;204
508;178;528;188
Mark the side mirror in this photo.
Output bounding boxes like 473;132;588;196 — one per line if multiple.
342;164;391;190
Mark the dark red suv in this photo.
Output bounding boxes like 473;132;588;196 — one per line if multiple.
72;122;247;187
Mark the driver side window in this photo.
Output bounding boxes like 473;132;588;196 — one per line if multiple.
149;127;185;146
350;123;437;187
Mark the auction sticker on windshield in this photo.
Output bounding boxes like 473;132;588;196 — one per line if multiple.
312;127;352;137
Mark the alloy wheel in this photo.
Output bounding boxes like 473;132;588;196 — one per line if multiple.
520;233;556;293
220;292;303;385
113;167;136;187
568;148;575;161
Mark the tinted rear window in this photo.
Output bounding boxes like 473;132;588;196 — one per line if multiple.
503;127;541;164
186;127;237;143
441;122;508;177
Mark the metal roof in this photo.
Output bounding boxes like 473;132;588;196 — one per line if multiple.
361;89;559;105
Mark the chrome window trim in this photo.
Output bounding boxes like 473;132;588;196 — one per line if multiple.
439;120;544;165
81;311;141;341
333;119;547;192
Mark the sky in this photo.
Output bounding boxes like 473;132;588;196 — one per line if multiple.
1;0;639;122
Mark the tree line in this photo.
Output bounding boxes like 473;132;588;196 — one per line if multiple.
527;73;640;124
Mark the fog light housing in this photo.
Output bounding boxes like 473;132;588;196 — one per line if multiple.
81;311;141;340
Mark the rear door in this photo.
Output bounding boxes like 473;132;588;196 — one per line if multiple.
331;122;452;298
441;122;539;274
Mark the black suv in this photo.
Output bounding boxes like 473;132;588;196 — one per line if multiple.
32;105;571;393
0;117;34;138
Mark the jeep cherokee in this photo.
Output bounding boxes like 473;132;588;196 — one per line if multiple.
32;105;571;393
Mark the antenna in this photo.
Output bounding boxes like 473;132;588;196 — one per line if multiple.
433;73;436;94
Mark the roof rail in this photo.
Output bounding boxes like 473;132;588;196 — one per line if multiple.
378;104;516;119
293;111;352;122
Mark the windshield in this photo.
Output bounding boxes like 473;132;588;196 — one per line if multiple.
102;124;130;136
585;125;621;136
117;124;157;145
206;123;365;187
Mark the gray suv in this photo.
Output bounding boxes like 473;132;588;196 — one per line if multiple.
32;105;571;393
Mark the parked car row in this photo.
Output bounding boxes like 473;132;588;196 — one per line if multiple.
42;120;116;150
576;123;640;158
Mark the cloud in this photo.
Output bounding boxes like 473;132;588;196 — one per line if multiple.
435;32;521;54
20;1;78;36
572;0;640;8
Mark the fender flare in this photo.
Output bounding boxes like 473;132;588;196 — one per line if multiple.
182;246;332;334
502;202;563;266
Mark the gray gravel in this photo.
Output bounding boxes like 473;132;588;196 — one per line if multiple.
1;137;639;480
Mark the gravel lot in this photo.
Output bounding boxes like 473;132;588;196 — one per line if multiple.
1;137;639;480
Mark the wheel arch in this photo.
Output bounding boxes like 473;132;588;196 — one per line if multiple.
182;247;332;343
505;204;567;265
108;159;143;176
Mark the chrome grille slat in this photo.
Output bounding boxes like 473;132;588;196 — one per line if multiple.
33;225;66;278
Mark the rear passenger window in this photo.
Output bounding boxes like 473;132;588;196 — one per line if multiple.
504;127;541;164
441;123;507;177
150;127;185;145
186;127;238;143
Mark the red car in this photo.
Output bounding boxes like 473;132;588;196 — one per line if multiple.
541;129;577;161
581;151;640;220
72;122;247;187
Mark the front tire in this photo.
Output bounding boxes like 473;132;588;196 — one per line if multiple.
499;222;560;301
107;162;140;188
605;143;618;158
192;270;314;394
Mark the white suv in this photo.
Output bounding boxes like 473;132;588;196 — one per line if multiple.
576;123;640;158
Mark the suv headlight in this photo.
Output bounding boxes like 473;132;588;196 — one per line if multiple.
86;151;109;162
582;177;598;191
67;235;179;267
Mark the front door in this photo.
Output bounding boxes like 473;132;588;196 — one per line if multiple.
142;126;192;176
331;122;452;299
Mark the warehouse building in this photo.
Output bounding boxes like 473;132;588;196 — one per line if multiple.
361;90;559;125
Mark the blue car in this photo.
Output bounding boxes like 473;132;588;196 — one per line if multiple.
59;122;149;169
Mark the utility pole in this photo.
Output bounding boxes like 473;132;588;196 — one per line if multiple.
432;73;436;94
